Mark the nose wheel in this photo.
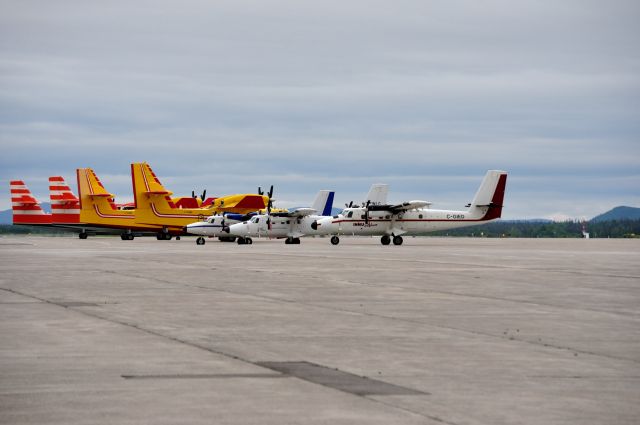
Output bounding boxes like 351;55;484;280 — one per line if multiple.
330;236;340;245
285;237;301;244
196;237;205;245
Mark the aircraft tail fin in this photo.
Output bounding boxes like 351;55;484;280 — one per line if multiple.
130;162;174;210
468;170;508;220
310;190;335;216
10;180;52;224
49;176;80;223
365;184;388;205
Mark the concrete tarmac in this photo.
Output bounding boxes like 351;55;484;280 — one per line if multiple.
1;235;639;424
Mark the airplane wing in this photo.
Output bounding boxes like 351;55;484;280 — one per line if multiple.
389;200;431;212
287;208;317;217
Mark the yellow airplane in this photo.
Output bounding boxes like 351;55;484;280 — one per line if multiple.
77;167;165;240
131;162;269;237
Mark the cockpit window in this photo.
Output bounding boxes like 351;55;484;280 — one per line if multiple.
347;211;353;218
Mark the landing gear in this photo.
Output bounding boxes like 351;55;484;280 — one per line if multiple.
330;235;340;245
285;237;301;244
79;232;88;239
392;235;403;245
237;237;252;245
121;233;134;241
218;236;236;242
381;235;391;245
196;237;205;245
156;233;172;240
176;236;180;240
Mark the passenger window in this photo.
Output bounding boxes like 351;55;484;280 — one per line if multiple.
419;214;423;219
361;214;366;219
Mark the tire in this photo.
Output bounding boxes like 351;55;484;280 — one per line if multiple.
246;238;253;245
196;237;205;245
330;236;339;245
176;236;181;241
381;235;391;245
237;237;245;245
393;235;403;245
293;238;301;244
79;232;88;240
121;234;127;240
285;238;291;245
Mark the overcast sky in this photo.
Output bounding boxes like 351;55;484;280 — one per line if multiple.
1;0;638;220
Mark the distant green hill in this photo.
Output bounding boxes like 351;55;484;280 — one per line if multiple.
591;206;640;222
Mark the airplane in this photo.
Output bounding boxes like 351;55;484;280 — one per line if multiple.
76;167;167;240
10;180;52;225
184;186;285;245
223;190;335;245
312;170;508;245
131;162;270;237
11;178;123;238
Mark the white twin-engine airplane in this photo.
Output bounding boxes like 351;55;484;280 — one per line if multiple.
226;183;389;245
312;170;508;245
225;189;335;245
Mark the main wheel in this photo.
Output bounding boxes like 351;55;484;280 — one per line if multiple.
393;235;403;245
381;235;391;245
237;237;246;245
285;237;292;245
293;238;301;244
246;237;253;245
176;236;181;241
196;237;205;245
128;234;134;240
330;235;340;245
79;232;88;239
121;234;127;240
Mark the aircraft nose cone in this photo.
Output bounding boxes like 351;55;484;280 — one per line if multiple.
311;220;318;230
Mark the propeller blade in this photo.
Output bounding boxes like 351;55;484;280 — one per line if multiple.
268;185;274;199
201;190;206;201
192;191;196;199
258;187;263;196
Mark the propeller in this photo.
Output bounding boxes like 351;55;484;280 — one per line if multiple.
344;200;354;208
192;190;207;202
266;185;274;215
364;200;371;224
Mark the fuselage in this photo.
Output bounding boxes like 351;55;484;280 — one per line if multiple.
185;215;237;237
228;214;324;239
314;206;495;236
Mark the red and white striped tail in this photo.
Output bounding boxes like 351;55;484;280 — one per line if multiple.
49;176;80;224
10;180;52;224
